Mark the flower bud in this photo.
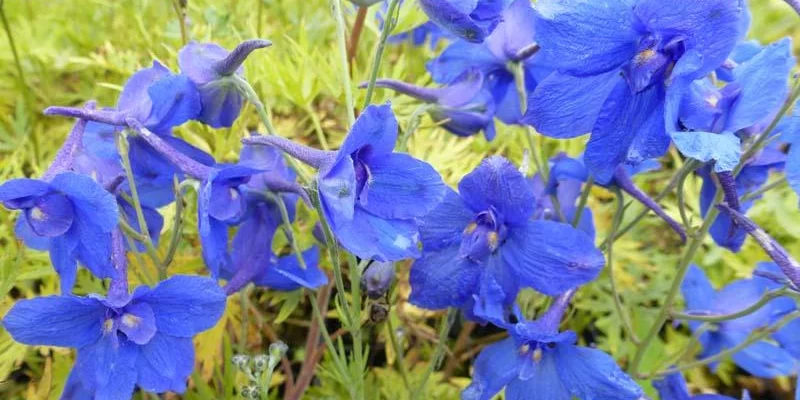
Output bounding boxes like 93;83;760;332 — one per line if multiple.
362;261;395;299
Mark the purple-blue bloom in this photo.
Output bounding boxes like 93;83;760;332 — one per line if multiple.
427;0;547;124
654;372;748;400
369;69;497;140
243;104;446;262
178;39;272;128
666;38;795;172
680;265;796;378
419;0;510;43
461;293;643;400
529;153;596;239
409;156;604;324
525;0;744;183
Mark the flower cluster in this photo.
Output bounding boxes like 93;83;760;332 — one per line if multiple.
3;0;800;398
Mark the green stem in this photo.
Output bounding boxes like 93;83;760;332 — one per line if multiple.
362;0;402;109
122;232;155;286
171;0;188;45
512;61;547;180
741;177;787;202
304;104;329;150
265;191;308;270
330;0;356;126
411;308;457;400
307;290;352;393
676;170;691;230
572;176;594;228
239;288;249;354
385;314;411;390
671;288;792;323
160;178;188;270
609;187;639;345
398;104;435;152
640;310;800;379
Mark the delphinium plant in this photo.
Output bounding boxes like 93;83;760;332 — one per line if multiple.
2;0;800;399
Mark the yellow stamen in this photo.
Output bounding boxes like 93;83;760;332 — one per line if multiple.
464;222;477;234
532;348;543;363
634;49;657;65
30;207;46;221
103;319;114;334
487;231;499;250
121;314;141;328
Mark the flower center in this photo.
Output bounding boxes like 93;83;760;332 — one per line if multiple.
459;208;507;262
623;34;684;93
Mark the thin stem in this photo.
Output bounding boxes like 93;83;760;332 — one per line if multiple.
161;178;188;269
411;308;457;400
741;177;787;202
122;231;155;286
512;61;547;179
304;104;329;150
347;6;368;71
240;288;249;354
171;0;188;45
398;104;436;152
572;176;594;227
331;0;357;126
549;194;568;224
671;288;792;323
362;0;402;109
307;290;353;394
640;310;800;379
385;315;411;390
265;191;308;270
629;178;726;375
676;169;691;230
608;187;640;345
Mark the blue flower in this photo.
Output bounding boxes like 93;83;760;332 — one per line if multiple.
362;261;395;299
529;153;595;239
680;265;796;377
427;0;547;124
369;69;497;140
781;104;800;203
654;372;748;400
389;21;453;49
2;275;226;398
525;0;743;183
461;294;642;400
242;104;446;262
221;143;327;294
178;39;271;128
418;0;510;43
1;172;118;291
409;156;604;324
697;142;785;252
666;39;795;172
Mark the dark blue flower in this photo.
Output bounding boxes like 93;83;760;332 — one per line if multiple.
369;69;497;140
2;275;226;398
654;372;747;400
462;294;642;400
666;39;795;172
409;156;604;324
680;265;796;377
242;104;446;262
427;0;547;124
529;153;595;239
418;0;510;43
178;39;272;128
1;172;118;291
525;0;744;183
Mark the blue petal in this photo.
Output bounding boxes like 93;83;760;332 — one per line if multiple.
554;344;643;400
73;217;115;280
671;131;741;172
502;220;604;296
524;71;621;139
653;373;692;400
409;244;481;309
82;121;120;160
461;337;523;400
50;235;79;291
336;104;398;163
257;247;328;291
332;206;421;262
634;0;744;80
360;153;445;220
484;0;536;60
74;336;139;399
319;157;357;227
145;74;201;134
458;156;535;226
118;302;157;345
504;356;570;400
2;294;105;348
419;188;475;252
585;81;665;183
773;319;800;359
726;38;795;132
178;42;229;84
49;172;118;232
420;0;495;44
137;334;194;393
488;71;523;124
61;367;94;399
730;339;797;378
427;40;500;84
681;265;716;312
0;178;51;209
195;79;245;128
135;275;227;337
699;170;748;252
534;0;638;76
117;61;171;119
199;207;231;278
15;217;50;251
714;279;773;331
25;192;74;237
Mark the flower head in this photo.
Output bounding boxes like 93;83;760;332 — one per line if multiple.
178;39;272;128
462;293;643;400
369;69;497;140
525;0;744;182
654;372;748;400
409;156;604;323
680;265;796;377
2;275;226;397
419;0;510;43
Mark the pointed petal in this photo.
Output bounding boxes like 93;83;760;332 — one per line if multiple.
504;357;570;400
361;153;445;220
418;188;475;252
257;247;328;291
145;74;201;134
554;344;643;400
409;245;481;310
461;337;524;400
75;337;139;399
681;265;716;312
332;206;421;262
458;156;535;225
336;104;398;162
135;275;227;337
3;295;105;348
137;334;194;393
730;339;797;378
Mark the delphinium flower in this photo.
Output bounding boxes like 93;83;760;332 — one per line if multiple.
782;104;800;202
461;292;643;400
525;0;744;183
221;142;327;295
666;39;794;174
3;274;226;398
695;140;786;252
654;372;750;400
242;104;446;262
680;265;796;377
427;0;546;124
528;154;596;239
409;156;604;323
376;1;454;49
367;69;497;140
0;107;119;291
177;39;272;128
418;0;510;43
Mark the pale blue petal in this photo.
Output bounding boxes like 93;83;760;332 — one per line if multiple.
671;131;741;172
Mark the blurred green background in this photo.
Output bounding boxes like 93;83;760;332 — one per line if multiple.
0;0;799;399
